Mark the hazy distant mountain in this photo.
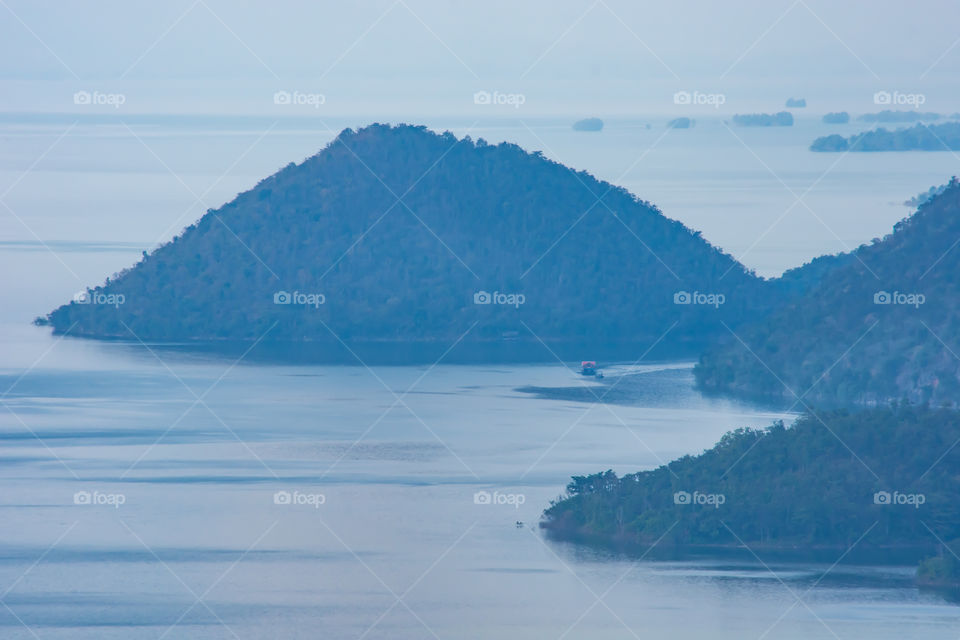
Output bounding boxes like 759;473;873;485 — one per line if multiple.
572;118;603;132
811;123;960;151
822;111;849;124
857;110;940;123
732;112;793;126
42;123;783;355
695;179;960;407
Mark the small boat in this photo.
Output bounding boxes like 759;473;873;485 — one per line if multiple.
580;361;597;376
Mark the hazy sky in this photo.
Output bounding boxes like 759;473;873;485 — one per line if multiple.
2;0;959;116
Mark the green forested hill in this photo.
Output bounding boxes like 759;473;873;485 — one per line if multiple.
541;406;960;556
811;122;960;151
695;179;960;407
42;123;781;351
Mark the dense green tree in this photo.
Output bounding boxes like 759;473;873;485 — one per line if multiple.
542;406;960;557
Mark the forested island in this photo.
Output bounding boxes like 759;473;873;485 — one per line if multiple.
858;110;940;123
541;406;960;567
785;98;806;108
732;112;793;127
41;123;805;352
811;122;960;151
667;117;693;129
695;180;960;407
822;111;849;124
572;118;603;131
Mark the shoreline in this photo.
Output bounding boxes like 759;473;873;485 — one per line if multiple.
539;525;939;565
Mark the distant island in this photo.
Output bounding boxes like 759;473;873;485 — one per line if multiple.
572;117;603;132
810;122;960;151
667;117;693;129
785;98;806;108
732;112;793;127
809;134;848;151
822;111;849;124
695;180;960;407
858;110;940;123
40;123;807;353
542;406;959;566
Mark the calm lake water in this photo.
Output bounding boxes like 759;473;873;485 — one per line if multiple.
2;323;959;639
2;115;960;638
